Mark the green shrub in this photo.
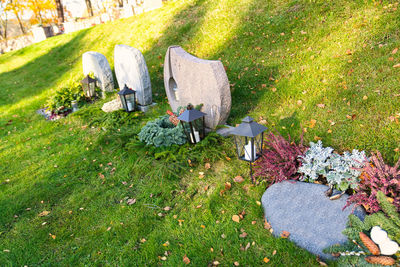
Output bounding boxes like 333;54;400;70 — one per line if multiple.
138;115;187;147
46;81;86;113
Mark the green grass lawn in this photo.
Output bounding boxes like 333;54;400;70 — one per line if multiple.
1;0;400;265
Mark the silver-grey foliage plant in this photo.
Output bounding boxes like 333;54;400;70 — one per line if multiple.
298;141;367;191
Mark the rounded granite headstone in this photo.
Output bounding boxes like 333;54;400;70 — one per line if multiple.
82;51;114;93
261;181;365;260
114;45;152;109
163;45;231;130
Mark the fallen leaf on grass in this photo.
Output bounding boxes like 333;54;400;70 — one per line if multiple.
160;256;167;261
163;241;170;246
281;231;290;238
316;256;328;266
106;227;111;231
163;206;171;211
220;182;232;196
196;204;202;209
205;163;211;170
213;261;220;265
183;254;191;264
232;215;240;223
392;48;398;54
309;119;317;128
39;211;50;217
127;199;136;205
234;262;240;266
264;220;271;230
272;250;277;256
239;232;248;238
393;63;400;68
263;257;270;263
233;176;244;183
49;233;56;239
316;103;325;108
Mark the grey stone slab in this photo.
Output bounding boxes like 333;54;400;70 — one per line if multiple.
261;181;365;260
114;44;152;107
82;51;114;92
163;46;231;130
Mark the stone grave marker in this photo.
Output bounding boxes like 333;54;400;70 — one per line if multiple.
114;44;154;112
261;181;366;259
82;51;114;94
163;45;231;130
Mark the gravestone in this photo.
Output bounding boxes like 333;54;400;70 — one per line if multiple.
82;51;114;93
114;45;153;112
164;45;231;130
32;26;53;43
261;181;366;260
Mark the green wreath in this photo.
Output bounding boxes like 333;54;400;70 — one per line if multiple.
138;115;187;147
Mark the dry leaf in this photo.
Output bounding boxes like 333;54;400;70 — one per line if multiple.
183;254;191;264
272;250;277;256
281;231;290;238
393;63;400;68
140;238;147;243
237;232;247;239
297;100;303;106
316;256;328;266
205;163;211;170
213;261;220;265
245;242;251;251
256;201;261;206
200;225;205;229
234;262;240;266
232;215;240;223
160;256;167;261
39;211;50;217
163;241;170;246
163;206;171;211
106;227;111;231
252;221;257;225
392;48;398;54
234;176;244;183
264;220;271;230
316;103;325;108
309;119;317;128
363;95;368;100
345;49;352;55
196;204;202;209
263;257;270;263
225;182;232;190
127;198;136;205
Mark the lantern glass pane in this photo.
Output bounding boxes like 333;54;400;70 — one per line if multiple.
254;133;263;158
89;82;95;97
126;94;136;112
119;95;127;111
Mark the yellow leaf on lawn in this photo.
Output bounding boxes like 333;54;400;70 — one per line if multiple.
183;254;191;264
309;119;316;128
39;211;50;217
393;63;400;68
263;257;270;263
392;48;398;54
232;215;240;223
281;231;290;238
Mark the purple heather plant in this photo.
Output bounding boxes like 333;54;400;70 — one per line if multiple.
345;151;400;213
254;131;307;184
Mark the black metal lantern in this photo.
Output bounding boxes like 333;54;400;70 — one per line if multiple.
81;75;96;99
177;104;206;144
118;84;136;112
231;116;267;182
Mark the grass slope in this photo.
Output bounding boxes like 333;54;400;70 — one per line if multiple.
1;0;400;265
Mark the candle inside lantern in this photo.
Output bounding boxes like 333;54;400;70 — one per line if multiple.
190;130;200;143
244;141;256;161
127;101;134;111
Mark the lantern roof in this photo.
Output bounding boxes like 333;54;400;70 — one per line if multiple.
118;84;136;96
81;75;96;84
230;116;267;137
177;105;206;122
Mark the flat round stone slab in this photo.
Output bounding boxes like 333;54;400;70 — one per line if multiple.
261;181;365;259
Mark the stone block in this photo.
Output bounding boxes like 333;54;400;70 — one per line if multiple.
82;51;114;92
261;181;366;259
114;45;152;109
163;46;231;129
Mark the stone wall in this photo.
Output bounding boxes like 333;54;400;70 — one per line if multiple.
0;34;34;54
